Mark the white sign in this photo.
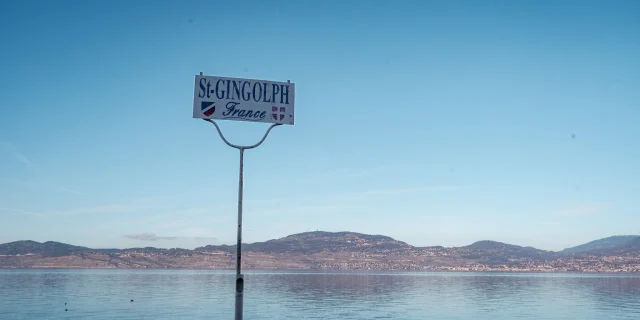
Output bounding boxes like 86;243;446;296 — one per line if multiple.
193;74;295;125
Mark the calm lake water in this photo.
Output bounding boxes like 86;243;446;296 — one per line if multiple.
1;270;639;319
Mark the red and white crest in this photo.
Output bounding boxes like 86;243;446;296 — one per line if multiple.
271;106;285;121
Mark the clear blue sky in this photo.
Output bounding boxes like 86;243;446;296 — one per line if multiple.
1;0;638;251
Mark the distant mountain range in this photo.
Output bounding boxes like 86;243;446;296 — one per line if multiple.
196;231;413;254
559;235;640;255
2;232;640;272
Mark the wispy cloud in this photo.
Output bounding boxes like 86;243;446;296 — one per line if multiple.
557;203;608;216
355;185;471;196
14;153;35;168
49;204;142;216
12;180;84;196
320;163;415;179
123;232;218;242
251;204;342;217
123;233;177;241
327;185;471;201
1;141;83;196
0;142;36;169
0;207;43;217
278;163;422;182
56;187;85;196
35;189;206;217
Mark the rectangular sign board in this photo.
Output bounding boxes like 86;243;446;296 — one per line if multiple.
193;74;295;125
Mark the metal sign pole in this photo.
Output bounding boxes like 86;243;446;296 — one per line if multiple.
235;147;244;320
203;119;281;320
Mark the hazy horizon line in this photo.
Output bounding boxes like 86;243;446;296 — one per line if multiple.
2;230;638;253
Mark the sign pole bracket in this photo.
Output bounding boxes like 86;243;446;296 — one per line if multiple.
203;119;281;320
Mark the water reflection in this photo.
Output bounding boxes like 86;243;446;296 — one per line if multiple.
559;276;640;316
254;272;418;301
1;270;639;320
248;272;420;319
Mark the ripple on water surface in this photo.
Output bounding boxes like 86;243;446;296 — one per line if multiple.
1;270;640;320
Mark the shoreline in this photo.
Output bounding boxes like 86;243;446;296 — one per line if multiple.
2;267;640;275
